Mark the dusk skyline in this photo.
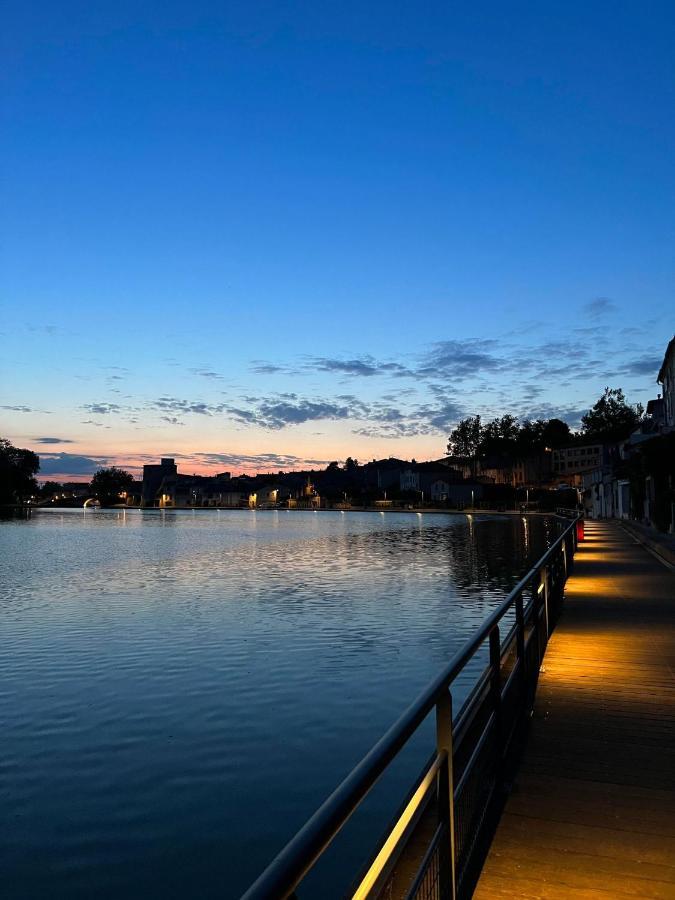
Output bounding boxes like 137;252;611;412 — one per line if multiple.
3;3;674;479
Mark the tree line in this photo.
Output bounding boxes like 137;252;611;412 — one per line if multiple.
447;388;643;463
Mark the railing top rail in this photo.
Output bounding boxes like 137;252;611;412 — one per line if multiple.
242;513;581;900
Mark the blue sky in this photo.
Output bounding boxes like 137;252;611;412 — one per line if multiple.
2;1;673;478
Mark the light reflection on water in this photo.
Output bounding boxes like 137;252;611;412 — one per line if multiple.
0;509;557;899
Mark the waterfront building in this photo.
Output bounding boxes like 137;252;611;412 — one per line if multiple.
552;444;605;486
141;458;178;507
657;335;675;429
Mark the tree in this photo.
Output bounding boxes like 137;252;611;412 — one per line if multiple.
479;415;520;457
39;480;64;499
581;388;643;443
90;467;134;505
0;438;40;505
447;416;482;478
541;418;572;449
447;415;482;458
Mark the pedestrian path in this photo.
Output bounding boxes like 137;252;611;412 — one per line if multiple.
473;520;675;899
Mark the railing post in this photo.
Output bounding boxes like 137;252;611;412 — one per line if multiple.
515;591;527;698
541;565;550;640
435;690;457;900
489;625;503;763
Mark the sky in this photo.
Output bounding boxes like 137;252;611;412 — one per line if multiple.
2;1;674;480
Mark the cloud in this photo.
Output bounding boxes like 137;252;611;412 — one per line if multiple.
352;397;464;438
521;404;588;427
251;355;414;379
190;368;225;380
82;402;123;415
620;355;661;376
312;357;380;376
417;339;505;379
308;356;414;378
152;397;224;415
582;297;617;318
227;397;365;429
160;416;185;426
1;404;33;413
39;453;109;476
250;361;295;375
32;437;76;444
192;452;330;470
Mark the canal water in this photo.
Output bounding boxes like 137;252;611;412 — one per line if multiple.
0;509;558;899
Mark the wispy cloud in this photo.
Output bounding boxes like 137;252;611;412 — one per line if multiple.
82;402;124;415
39;452;110;476
190;368;225;380
417;339;505;379
191;451;330;470
32;437;76;444
582;297;618;318
227;396;366;429
620;355;662;376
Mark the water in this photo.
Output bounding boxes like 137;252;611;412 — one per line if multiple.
0;509;557;899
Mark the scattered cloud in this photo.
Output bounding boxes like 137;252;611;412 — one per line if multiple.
39;453;109;476
308;356;413;378
152;397;225;415
521;404;588;427
191;452;330;470
32;437;76;444
82;402;123;415
1;404;33;413
250;361;295;375
160;416;185;426
227;396;366;429
582;297;617;318
417;339;505;379
620;355;662;376
190;368;225;380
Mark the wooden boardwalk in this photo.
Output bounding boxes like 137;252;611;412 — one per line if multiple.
473;520;675;900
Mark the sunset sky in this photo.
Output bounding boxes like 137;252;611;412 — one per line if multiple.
2;2;674;480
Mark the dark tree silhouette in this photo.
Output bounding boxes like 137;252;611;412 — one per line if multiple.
38;480;64;499
90;467;134;505
0;437;39;504
581;388;642;443
447;416;482;457
541;418;572;448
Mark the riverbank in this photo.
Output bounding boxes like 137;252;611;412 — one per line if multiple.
33;504;555;517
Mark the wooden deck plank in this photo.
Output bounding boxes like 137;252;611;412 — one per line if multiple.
473;521;675;899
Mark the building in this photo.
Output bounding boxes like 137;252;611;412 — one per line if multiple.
512;451;553;488
657;335;675;430
552;444;605;486
141;458;178;507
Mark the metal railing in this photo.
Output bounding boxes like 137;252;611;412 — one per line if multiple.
242;513;582;900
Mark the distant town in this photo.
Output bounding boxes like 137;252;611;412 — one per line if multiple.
2;335;674;533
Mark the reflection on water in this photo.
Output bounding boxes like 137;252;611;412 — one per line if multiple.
0;510;557;899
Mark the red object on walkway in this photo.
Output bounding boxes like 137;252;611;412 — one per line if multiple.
577;518;585;542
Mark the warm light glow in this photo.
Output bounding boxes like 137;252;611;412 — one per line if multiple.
351;753;446;900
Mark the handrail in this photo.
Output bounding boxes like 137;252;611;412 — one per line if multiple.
242;514;581;900
351;752;446;900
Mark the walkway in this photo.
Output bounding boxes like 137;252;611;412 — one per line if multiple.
473;520;675;899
